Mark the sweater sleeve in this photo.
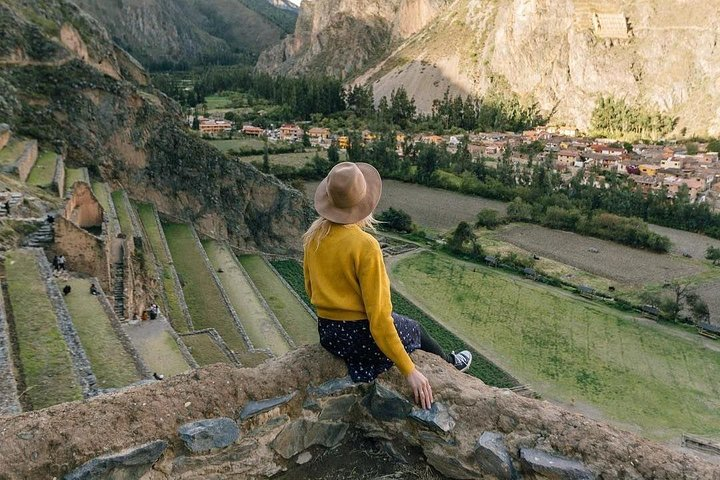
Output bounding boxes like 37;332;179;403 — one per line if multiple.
303;251;312;301
358;239;415;376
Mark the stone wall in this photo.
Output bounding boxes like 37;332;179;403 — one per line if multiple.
54;217;110;291
0;346;716;479
14;140;37;183
52;154;65;198
0;278;21;416
63;182;103;229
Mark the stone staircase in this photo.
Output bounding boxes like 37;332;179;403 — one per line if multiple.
112;260;125;319
0;192;23;219
20;219;54;248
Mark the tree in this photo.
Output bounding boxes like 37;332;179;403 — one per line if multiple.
327;143;340;164
261;140;270;173
377;207;413;233
475;209;503;230
686;293;710;324
506;197;534;222
448;221;476;253
706;246;720;266
191;115;200;130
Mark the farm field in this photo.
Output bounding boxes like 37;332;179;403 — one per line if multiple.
181;332;232;366
123;320;189;377
0;139;29;166
242;150;329;168
203;241;292;356
135;203;187;333
303;179;507;233
61;278;140;388
238;255;318;346
204;95;232;110
4;250;82;409
111;191;133;236
391;251;720;440
26;152;56;187
208;137;265;153
647;223;720;259
496;224;707;285
163;223;269;367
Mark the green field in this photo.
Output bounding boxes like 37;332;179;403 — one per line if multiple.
0;139;28;166
61;278;141;388
92;182;111;214
111;190;133;236
4;250;82;409
163;223;269;366
239;255;318;346
391;251;720;440
240;151;329;168
208;137;266;153
134;203;187;332
203;241;292;355
123;322;189;377
204;95;233;110
182;333;232;366
64;167;87;188
26;152;56;187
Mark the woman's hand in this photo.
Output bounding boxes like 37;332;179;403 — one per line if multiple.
406;368;433;410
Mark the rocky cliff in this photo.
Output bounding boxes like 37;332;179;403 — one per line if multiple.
0;0;312;253
73;0;298;70
0;346;717;479
259;0;720;137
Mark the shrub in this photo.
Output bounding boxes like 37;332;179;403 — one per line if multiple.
377;207;414;233
475;208;503;229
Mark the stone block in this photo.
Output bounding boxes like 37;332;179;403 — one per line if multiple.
270;418;349;459
178;417;240;453
239;391;297;420
306;420;348;448
366;382;412;421
520;448;596;479
307;376;359;397
474;431;518;480
409;402;455;433
318;394;357;421
64;440;167;480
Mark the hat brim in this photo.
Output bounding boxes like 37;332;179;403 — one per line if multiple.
314;162;382;224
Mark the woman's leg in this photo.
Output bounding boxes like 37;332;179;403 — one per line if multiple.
417;324;453;363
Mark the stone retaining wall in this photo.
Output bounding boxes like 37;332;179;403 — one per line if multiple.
32;248;98;398
0;346;716;479
228;246;296;349
0;124;9;151
0;279;21;416
89;277;151;379
54;217;109;291
189;226;258;353
153;207;193;331
14;140;37;183
52;154;65;198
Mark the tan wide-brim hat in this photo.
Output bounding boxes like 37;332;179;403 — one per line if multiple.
314;162;382;224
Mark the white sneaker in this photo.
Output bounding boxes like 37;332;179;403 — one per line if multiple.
451;350;472;372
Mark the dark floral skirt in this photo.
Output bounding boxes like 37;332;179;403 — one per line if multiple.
318;312;421;382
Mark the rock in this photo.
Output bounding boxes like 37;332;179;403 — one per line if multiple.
409;402;455;433
306;421;348;448
366;382;412;421
64;440;167;480
318;394;357;421
178;418;240;453
308;376;359;397
474;431;518;480
239;391;297;420
270;418;349;459
423;443;479;480
296;451;312;465
520;448;596;480
271;419;309;459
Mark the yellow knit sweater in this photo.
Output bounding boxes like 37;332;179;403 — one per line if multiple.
303;224;415;376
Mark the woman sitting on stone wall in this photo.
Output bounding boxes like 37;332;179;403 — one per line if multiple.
303;162;472;410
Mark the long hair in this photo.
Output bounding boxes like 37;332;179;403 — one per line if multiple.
302;214;379;250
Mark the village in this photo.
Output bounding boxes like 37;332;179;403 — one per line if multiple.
191;116;720;211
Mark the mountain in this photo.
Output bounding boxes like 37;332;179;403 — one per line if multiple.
258;0;720;137
0;0;311;252
73;0;298;70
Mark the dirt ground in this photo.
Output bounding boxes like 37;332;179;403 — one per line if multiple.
272;429;445;480
497;224;703;284
648;224;720;259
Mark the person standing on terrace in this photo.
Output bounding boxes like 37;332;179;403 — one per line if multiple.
303;162;472;410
